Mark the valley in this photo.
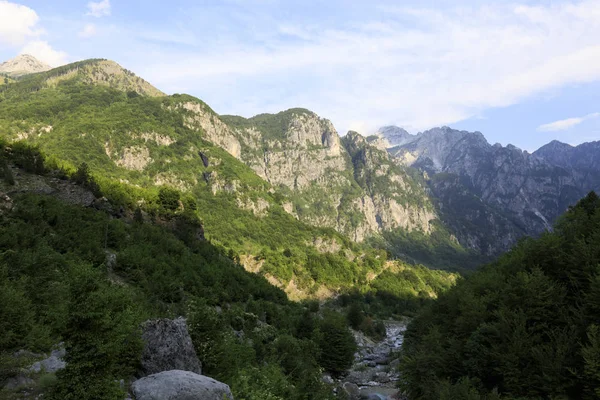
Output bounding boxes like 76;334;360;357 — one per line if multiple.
1;54;599;400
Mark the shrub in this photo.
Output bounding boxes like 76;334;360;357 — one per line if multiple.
158;186;180;211
318;312;356;375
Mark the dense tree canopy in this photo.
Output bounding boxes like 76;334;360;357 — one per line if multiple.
400;192;600;399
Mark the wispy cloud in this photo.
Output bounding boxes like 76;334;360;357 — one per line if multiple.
78;23;97;38
86;0;110;18
537;112;600;132
135;0;600;134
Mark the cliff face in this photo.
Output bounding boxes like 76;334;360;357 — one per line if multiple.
214;112;442;242
534;140;600;193
186;107;440;243
243;112;348;191
381;126;592;253
341;131;437;242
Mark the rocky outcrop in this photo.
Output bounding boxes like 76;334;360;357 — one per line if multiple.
183;109;441;245
178;101;242;159
131;370;233;400
140;318;202;376
113;145;152;171
341;131;437;241
240;111;348;190
374;126;415;147
133;318;233;399
29;344;66;373
2;345;66;393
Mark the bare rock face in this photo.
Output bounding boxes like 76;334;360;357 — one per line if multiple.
341;131;438;241
0;54;51;77
178;102;242;159
140;318;202;377
385;125;588;253
0;192;14;214
131;370;233;400
187;108;439;245
242;112;348;190
535;140;600;193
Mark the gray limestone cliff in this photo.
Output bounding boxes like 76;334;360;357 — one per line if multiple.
381;126;592;253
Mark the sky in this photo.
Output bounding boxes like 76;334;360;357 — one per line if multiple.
1;0;600;151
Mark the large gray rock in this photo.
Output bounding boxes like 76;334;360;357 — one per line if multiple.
341;382;360;400
3;375;34;390
131;370;233;400
140;318;202;376
29;343;66;373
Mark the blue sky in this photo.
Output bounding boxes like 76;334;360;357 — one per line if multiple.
1;0;600;151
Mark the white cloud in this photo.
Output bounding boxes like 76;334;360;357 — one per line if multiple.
79;23;97;38
86;0;111;18
138;0;600;134
537;112;600;132
0;1;67;67
20;40;68;67
0;1;42;46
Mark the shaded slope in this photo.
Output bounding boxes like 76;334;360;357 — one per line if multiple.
400;191;600;399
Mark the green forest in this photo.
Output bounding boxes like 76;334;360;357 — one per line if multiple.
0;141;453;399
400;192;600;399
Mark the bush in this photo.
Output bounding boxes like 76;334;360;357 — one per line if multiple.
10;142;45;174
318;312;356;375
1;159;15;185
158;186;180;211
72;162;102;197
346;303;364;330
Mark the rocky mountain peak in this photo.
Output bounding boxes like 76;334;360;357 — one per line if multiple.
376;126;415;148
0;54;52;77
73;59;165;97
345;130;366;145
534;140;573;158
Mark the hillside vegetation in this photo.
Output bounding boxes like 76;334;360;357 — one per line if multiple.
400;192;600;399
0;59;465;298
0;140;457;398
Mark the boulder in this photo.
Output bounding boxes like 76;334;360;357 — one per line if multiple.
131;370;233;400
29;343;66;373
345;369;374;385
341;382;360;400
140;318;202;376
373;372;391;384
3;375;34;390
0;192;13;214
321;373;334;384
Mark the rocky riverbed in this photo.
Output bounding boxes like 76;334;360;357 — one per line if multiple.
329;320;407;400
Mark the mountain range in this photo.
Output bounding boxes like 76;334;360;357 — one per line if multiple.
1;55;599;288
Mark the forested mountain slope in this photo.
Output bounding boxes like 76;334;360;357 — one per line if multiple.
0;58;474;283
400;191;600;399
0;143;457;399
